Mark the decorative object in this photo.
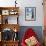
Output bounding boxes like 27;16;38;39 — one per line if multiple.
25;7;36;21
14;29;17;32
2;28;13;41
25;36;38;46
10;11;15;15
13;32;18;41
5;18;8;24
15;0;17;7
9;10;18;15
2;10;9;15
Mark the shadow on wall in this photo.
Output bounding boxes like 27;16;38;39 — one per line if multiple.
18;26;43;44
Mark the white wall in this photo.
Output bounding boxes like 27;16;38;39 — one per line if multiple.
17;0;44;26
0;0;44;26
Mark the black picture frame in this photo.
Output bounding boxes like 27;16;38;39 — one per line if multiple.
25;7;36;21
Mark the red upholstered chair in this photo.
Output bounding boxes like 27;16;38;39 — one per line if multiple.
21;28;41;46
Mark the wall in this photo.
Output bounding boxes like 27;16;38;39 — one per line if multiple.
18;0;44;26
0;0;44;26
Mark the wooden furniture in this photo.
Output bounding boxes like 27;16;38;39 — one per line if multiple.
0;7;20;46
2;41;19;46
0;7;19;24
0;41;2;46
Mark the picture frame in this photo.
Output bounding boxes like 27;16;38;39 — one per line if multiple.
2;10;9;15
25;7;36;21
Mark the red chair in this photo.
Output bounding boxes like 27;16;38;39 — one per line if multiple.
21;28;41;46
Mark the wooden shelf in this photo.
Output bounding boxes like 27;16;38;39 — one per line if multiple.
0;7;19;24
0;24;20;32
0;40;19;46
0;7;19;10
2;40;19;42
0;7;20;46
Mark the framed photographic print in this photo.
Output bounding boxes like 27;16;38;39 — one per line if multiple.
25;7;36;21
